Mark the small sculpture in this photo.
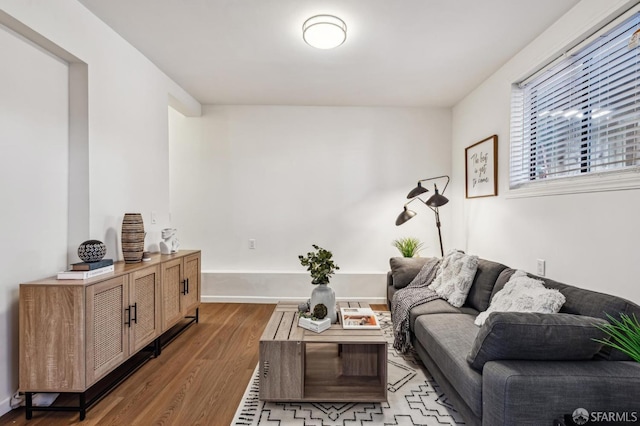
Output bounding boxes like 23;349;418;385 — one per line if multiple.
313;303;328;320
298;300;310;313
160;228;179;254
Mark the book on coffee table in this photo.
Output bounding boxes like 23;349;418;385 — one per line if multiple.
340;307;380;329
298;316;331;333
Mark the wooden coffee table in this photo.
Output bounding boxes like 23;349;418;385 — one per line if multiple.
259;301;387;402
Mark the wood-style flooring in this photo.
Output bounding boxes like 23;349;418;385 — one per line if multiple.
1;302;388;426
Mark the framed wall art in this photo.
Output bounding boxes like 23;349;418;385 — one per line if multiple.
465;135;497;198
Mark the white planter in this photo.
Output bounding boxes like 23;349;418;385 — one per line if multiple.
310;283;337;323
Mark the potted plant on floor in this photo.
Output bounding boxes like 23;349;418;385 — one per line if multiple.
299;244;340;323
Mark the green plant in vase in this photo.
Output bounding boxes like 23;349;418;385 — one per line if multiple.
299;244;339;323
392;237;424;257
298;244;340;284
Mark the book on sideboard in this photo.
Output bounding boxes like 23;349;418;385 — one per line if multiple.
71;258;114;271
57;264;115;280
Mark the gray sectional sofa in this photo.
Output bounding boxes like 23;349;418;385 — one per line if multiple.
387;257;640;426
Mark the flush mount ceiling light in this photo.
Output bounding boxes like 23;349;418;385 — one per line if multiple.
302;15;347;49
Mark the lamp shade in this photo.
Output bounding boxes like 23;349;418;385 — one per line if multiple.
426;192;449;207
397;175;449;257
302;15;347;49
395;207;416;226
407;182;428;199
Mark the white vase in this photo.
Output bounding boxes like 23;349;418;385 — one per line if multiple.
310;283;337;324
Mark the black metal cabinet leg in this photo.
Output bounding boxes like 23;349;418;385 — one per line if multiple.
195;306;199;323
79;393;86;421
154;337;162;357
25;392;33;420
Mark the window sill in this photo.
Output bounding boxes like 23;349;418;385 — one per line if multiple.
506;168;640;199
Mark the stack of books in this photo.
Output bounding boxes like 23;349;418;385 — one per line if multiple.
298;315;331;333
57;259;114;280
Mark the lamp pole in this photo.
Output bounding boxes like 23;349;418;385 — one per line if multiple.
433;207;444;257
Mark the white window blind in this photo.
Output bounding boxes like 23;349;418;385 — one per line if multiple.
510;11;640;189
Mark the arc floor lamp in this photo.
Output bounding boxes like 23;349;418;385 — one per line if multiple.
395;175;450;257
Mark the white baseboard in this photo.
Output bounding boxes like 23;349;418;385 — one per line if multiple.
200;271;387;304
200;295;387;304
0;395;12;417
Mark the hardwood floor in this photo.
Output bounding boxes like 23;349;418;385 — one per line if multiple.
1;302;388;426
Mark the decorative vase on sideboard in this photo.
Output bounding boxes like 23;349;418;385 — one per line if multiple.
121;213;144;263
77;240;107;262
310;283;337;323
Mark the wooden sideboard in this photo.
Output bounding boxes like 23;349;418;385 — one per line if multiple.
19;250;201;420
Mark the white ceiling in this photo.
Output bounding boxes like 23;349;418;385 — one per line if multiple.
77;0;580;107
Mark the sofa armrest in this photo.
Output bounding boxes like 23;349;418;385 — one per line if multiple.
387;271;394;287
482;360;640;426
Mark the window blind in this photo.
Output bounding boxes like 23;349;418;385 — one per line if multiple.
510;11;640;189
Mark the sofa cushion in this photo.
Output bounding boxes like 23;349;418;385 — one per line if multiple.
467;312;609;371
413;313;484;417
429;250;479;307
464;259;508;312
409;299;479;331
476;270;565;326
483;360;640;426
493;268;640;361
389;257;429;290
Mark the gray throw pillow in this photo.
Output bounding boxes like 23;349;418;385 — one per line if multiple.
389;257;429;289
467;312;609;371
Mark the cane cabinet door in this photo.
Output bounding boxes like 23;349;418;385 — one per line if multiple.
86;275;129;386
182;252;200;314
129;265;161;353
161;258;183;331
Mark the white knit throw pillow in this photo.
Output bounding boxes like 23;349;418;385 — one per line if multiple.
475;270;566;326
429;249;479;308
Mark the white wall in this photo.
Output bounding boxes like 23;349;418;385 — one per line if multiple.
0;1;200;260
8;0;637;418
0;23;69;415
0;0;200;416
169;105;452;302
451;0;640;303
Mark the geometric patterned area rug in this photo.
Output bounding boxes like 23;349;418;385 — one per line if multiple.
231;312;466;426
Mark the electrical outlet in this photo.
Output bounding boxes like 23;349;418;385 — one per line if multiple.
249;239;256;250
151;211;157;224
537;259;546;276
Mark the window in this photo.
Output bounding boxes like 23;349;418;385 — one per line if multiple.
510;10;640;191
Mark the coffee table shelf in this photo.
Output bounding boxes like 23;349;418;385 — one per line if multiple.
259;301;387;402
